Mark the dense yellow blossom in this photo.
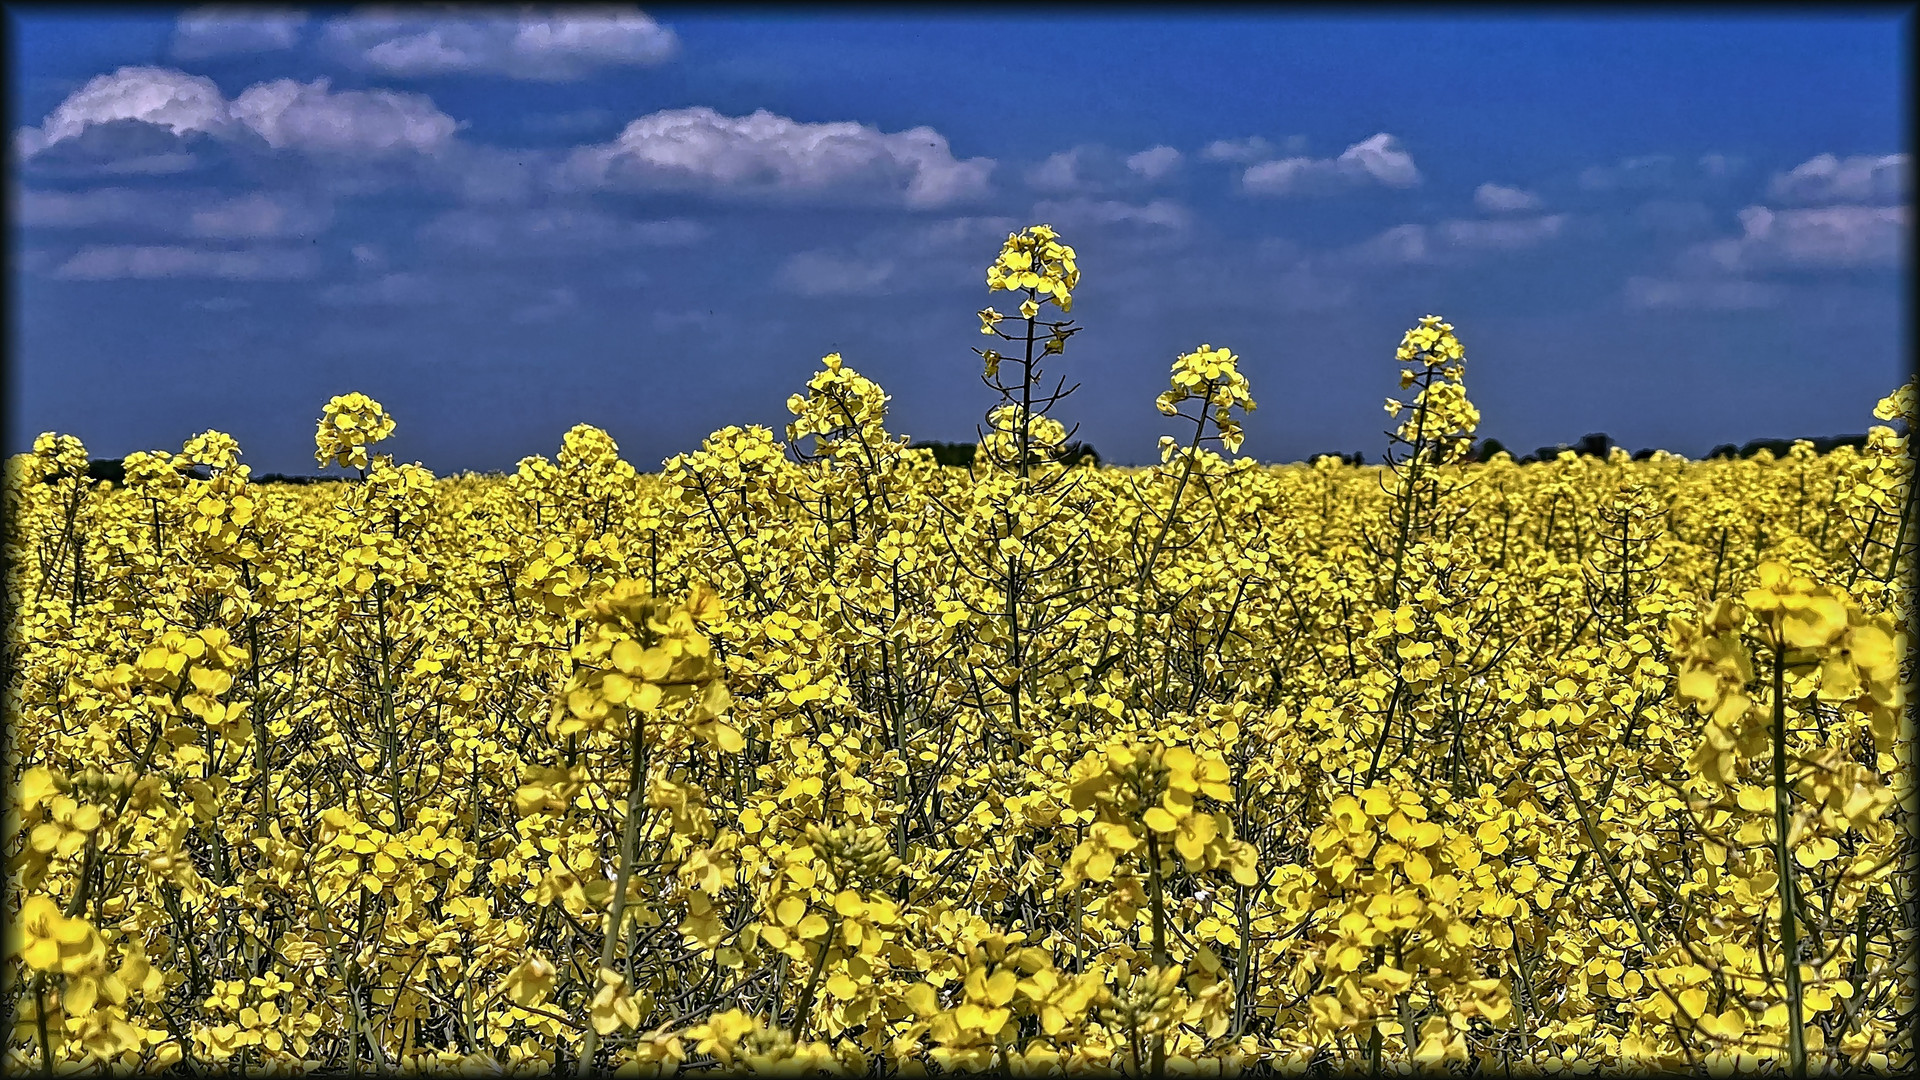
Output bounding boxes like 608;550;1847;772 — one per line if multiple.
5;228;1913;1076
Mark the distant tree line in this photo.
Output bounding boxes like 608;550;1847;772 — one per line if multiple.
1303;431;1875;466
58;461;329;487
59;431;1875;488
907;440;1103;469
1472;431;1872;465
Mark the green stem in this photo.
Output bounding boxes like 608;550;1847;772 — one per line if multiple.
792;912;843;1042
1145;831;1168;1080
1770;640;1807;1079
577;711;649;1076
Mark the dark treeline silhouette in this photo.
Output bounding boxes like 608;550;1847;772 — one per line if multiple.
254;473;332;485
1486;432;1873;465
54;433;1880;488
908;440;1102;469
1302;432;1877;466
55;461;324;487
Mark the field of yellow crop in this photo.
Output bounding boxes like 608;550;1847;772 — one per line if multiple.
5;226;1913;1076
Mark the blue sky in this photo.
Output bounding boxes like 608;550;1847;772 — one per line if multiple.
8;7;1911;472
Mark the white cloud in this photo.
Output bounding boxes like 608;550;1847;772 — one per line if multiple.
1698;153;1745;179
19;67;235;155
17;67;462;167
15;187;329;239
318;271;443;306
322;7;677;81
1437;214;1566;250
231;78;460;156
187;193;331;239
1768;153;1908;206
1341;214;1565;265
170;7;308;59
1026;149;1084;193
1687;204;1909;272
1577;154;1675;192
1624;276;1784;311
53;244;318;281
1343;223;1432;265
91;152;203;176
775;250;896;296
1473;182;1541;214
419;207;705;251
1126;145;1182;182
563;107;993;208
322;270;441;305
1029;197;1192;233
1200;136;1274;163
14;187;151;229
904;216;1021;254
1269;264;1356;312
1025;144;1179;194
1241;133;1419;196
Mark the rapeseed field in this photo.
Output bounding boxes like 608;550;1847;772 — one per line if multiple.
5;227;1912;1075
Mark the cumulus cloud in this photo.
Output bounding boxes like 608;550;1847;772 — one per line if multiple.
1437;214;1567;251
562;107;993;208
1026;149;1087;193
1768;153;1909;206
1200;136;1274;164
1126;145;1182;182
1025;144;1179;194
775;250;897;296
186;192;331;239
1199;134;1308;165
1473;182;1541;214
1577;154;1676;192
1269;263;1356;312
419;206;705;252
1343;223;1432;265
14;187;153;229
322;7;677;81
16;67;463;169
53;244;319;281
231;78;460;156
776;216;1029;299
16;186;330;239
1241;134;1420;196
1686;205;1909;273
318;271;444;306
1698;153;1745;179
1624;276;1784;311
170;7;308;59
902;215;1022;254
16;67;235;158
1029;197;1192;233
1341;214;1566;266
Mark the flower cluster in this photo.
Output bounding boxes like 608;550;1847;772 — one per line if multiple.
314;391;397;471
